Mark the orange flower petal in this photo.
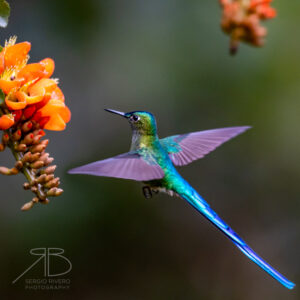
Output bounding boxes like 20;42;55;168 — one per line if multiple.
60;106;71;123
17;63;46;82
44;113;66;131
39;98;65;115
26;95;44;105
15;91;44;105
39;58;55;78
29;78;57;96
4;42;31;68
38;99;71;123
35;93;51;110
0;114;14;130
0;79;22;94
5;96;27;110
51;86;65;102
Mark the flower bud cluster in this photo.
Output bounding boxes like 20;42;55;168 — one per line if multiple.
219;0;276;54
0;120;63;210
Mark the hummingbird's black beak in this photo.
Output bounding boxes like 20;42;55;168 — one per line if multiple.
104;109;127;118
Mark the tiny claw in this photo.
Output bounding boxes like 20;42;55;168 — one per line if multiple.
142;186;152;199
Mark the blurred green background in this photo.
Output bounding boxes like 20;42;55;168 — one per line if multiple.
0;0;299;299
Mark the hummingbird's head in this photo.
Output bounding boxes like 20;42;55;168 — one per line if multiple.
105;109;157;135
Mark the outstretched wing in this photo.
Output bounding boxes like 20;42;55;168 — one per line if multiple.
160;126;250;166
68;152;165;181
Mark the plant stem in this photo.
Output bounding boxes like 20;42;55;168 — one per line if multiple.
9;135;47;200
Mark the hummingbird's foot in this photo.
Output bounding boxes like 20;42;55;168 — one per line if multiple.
142;186;152;199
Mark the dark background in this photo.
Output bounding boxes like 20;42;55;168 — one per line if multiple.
0;0;299;299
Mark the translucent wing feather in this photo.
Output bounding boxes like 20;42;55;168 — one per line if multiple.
160;126;250;166
68;152;164;181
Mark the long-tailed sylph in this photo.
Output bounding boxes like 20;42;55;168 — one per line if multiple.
69;109;295;289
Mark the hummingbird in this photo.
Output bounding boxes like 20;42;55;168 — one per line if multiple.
69;109;295;289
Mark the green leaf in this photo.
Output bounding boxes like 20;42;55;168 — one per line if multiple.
0;0;10;28
0;89;5;106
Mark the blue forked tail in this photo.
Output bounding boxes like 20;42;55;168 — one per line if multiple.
180;188;295;289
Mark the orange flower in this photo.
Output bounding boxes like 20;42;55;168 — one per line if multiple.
0;37;69;210
0;37;71;131
219;0;276;54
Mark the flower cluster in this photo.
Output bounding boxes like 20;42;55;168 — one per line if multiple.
0;37;70;210
219;0;276;54
0;36;70;130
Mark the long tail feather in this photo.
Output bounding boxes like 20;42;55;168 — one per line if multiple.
181;189;295;289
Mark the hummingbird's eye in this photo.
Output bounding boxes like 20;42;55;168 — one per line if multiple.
130;115;140;122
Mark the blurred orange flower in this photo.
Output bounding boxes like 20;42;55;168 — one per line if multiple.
0;36;70;130
219;0;276;54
